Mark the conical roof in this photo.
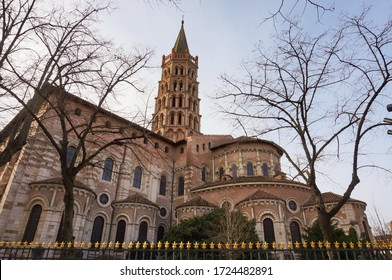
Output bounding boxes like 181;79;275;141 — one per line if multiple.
173;20;189;53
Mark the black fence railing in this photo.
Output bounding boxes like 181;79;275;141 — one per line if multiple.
1;243;391;260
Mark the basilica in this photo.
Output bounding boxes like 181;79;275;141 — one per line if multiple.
0;21;372;245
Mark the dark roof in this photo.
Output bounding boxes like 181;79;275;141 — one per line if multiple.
210;136;284;155
192;176;308;191
173;20;189;53
29;177;95;195
176;196;217;209
237;190;284;206
303;192;365;207
113;193;159;208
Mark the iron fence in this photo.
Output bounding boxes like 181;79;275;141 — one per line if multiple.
1;240;391;260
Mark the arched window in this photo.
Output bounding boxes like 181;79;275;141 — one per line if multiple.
160;113;164;127
157;226;165;241
115;220;126;243
218;167;224;179
138;221;148;241
196;144;199;152
263;218;275;247
178;176;185;196
170;112;175;125
157;99;161;110
290;221;302;244
262;163;269;176
22;204;42;242
172;96;176;107
231;164;238;178
66;146;77;167
179;96;183;107
159;175;167;196
90;216;104;244
246;162;254;176
201;166;207;182
102;158;114;181
133;167;142;189
179;81;183;91
178;112;182;125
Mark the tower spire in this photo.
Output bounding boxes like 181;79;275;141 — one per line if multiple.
152;20;201;142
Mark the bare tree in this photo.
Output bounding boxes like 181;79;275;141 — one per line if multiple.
0;0;155;243
217;9;392;248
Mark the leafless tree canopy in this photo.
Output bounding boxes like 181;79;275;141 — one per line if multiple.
218;8;392;243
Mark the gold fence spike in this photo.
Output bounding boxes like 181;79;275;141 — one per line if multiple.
302;241;307;248
0;241;4;247
186;241;191;249
287;242;292;249
142;241;148;249
373;242;379;249
179;241;184;249
122;242;126;249
310;241;315;248
210;242;215;249
135;241;140;249
108;241;113;248
11;241;16;247
325;241;331;249
67;241;72;248
357;241;362;249
88;242;92;249
101;241;107;249
194;242;199;249
256;241;261;249
60;241;65;248
225;242;230;249
201;242;207;249
365;241;371;249
241;242;246;249
342;241;347;249
349;242;354;249
334;241;340;249
115;241;120;249
128;241;134;249
6;241;10;247
233;242;238;249
74;241;79;248
317;241;323;248
248;242;253;249
172;241;177;249
217;242;223;249
41;242;46;248
272;242;276;249
80;242;85;249
94;241;100;249
279;242;284;249
150;242;155;249
157;241;162;249
263;241;269;249
47;241;52;248
294;241;300;249
164;241;169;249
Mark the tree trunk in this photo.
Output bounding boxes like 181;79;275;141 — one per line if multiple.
62;175;75;243
318;210;336;260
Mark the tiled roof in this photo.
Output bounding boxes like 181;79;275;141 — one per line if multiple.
193;176;308;191
236;190;284;206
113;193;159;208
303;192;365;207
176;196;217;209
210;136;284;155
30;177;94;193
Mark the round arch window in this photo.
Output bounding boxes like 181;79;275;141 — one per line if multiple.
98;193;110;206
288;200;298;212
159;207;168;218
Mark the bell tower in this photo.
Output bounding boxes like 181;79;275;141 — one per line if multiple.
152;20;201;141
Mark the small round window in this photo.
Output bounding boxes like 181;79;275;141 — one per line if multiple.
159;207;167;218
288;200;298;212
99;193;109;205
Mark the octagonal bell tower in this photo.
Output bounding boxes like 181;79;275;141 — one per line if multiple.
152;20;201;141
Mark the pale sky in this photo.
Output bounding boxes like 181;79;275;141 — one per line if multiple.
97;0;392;226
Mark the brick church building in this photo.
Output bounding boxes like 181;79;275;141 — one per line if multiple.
0;21;372;245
